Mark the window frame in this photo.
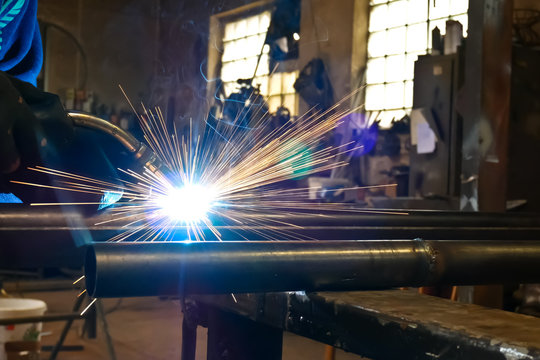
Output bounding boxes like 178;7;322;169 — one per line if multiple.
207;0;299;116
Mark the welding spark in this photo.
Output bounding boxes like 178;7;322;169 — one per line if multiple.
80;298;97;316
154;183;217;223
13;88;405;241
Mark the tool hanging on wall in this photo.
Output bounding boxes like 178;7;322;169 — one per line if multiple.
294;58;334;112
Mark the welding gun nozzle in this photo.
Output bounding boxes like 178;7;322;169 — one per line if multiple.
68;111;170;178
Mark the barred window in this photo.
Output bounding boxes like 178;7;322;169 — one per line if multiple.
366;0;468;127
220;11;298;115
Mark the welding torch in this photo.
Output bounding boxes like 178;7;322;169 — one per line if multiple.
67;111;170;177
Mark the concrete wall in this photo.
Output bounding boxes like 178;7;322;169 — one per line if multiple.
152;0;256;132
37;0;369;119
38;0;159;111
298;0;351;108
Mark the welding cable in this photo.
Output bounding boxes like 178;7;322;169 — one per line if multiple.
39;21;89;89
67;111;169;176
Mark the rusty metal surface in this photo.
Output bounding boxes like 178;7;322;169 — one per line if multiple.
459;0;514;212
192;290;540;360
290;291;540;359
477;0;513;212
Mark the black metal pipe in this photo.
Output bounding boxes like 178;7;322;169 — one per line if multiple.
2;205;540;228
85;240;540;298
0;313;83;326
2;205;540;242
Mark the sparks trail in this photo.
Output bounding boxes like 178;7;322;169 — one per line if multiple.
80;298;97;316
13;90;407;241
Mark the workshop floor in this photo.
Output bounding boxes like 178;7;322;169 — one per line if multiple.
21;289;364;360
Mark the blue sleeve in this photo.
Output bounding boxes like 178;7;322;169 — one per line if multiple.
0;0;43;86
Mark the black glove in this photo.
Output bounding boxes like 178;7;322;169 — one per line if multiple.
0;72;138;206
0;71;74;202
0;71;73;173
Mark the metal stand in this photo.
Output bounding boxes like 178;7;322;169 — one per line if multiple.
181;316;197;360
96;299;117;360
49;293;86;360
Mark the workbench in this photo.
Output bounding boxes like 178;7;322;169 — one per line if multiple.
184;290;540;360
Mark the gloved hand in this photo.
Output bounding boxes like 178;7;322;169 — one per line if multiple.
0;71;73;174
0;71;75;202
0;72;138;206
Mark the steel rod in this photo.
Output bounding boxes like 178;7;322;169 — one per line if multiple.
68;111;168;175
49;294;86;360
68;112;140;153
2;205;540;229
85;240;540;298
0;313;83;326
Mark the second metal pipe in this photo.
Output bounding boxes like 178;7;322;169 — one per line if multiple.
85;240;540;297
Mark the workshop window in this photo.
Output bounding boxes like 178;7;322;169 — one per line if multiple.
366;0;468;127
220;11;299;115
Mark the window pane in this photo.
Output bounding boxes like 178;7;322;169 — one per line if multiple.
246;15;260;36
366;57;385;84
407;0;428;24
224;41;237;61
365;84;385;110
369;4;388;32
404;80;414;108
260;12;271;30
238;59;251;79
221;62;233;82
387;1;408;28
222;42;233;62
235;19;247;35
429;0;450;20
385;55;405;83
450;0;468;15
385;27;406;55
384;82;405;109
368;31;387;57
269;73;282;95
223;22;236;41
246;36;262;57
283;94;297;113
267;96;281;113
235;38;248;59
406;23;427;53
